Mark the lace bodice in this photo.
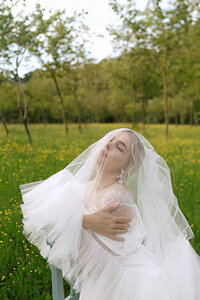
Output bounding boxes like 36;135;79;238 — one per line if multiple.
85;182;135;210
83;183;147;256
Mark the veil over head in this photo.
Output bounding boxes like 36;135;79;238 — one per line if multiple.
19;127;194;293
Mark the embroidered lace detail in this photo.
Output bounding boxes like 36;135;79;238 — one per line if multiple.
85;183;135;212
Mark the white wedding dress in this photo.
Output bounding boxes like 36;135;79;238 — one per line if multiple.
79;182;200;300
20;173;200;300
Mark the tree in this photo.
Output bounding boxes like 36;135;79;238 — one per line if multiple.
0;74;9;136
30;4;90;135
108;0;198;140
0;0;34;144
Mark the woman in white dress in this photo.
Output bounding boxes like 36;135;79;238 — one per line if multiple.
19;128;200;300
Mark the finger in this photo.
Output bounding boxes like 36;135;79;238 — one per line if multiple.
103;203;120;212
115;224;130;229
113;228;129;234
108;234;125;241
114;216;133;223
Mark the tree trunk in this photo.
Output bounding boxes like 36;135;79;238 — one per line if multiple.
132;86;137;129
172;92;178;128
193;109;198;125
189;97;194;127
180;111;184;125
159;50;169;142
19;77;32;145
140;97;146;131
17;76;23;123
0;96;9;136
42;107;48;125
74;70;82;132
174;113;178;127
50;70;68;136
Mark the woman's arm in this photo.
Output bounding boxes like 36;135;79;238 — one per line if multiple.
82;202;132;241
85;190;147;256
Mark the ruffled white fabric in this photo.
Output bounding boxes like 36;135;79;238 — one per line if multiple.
20;174;200;300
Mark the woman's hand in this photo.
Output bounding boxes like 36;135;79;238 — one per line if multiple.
82;203;132;241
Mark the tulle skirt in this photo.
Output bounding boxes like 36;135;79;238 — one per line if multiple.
79;236;200;300
19;177;200;300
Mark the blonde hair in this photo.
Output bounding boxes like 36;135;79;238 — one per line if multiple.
122;130;145;181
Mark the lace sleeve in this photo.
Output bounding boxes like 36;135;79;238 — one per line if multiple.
92;188;147;256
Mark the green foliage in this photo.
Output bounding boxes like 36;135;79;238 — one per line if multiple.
107;0;200;125
0;0;200;125
29;3;90;72
0;1;35;79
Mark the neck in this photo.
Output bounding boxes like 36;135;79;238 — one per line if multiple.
94;169;120;191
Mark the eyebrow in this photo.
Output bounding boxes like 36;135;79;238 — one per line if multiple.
110;137;127;151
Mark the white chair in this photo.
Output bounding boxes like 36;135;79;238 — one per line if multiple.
46;239;80;300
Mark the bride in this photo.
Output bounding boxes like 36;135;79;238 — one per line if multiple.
19;128;200;300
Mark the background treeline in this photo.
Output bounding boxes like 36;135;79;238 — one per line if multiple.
0;1;200;137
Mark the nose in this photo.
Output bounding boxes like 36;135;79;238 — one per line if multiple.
106;141;113;150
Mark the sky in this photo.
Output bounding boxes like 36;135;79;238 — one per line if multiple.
15;0;148;76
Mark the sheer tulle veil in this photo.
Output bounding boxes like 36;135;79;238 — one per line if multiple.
19;127;194;291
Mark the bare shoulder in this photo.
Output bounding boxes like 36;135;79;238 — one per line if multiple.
107;183;133;202
111;183;131;194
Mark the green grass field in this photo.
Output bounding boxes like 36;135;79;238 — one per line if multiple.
1;123;200;299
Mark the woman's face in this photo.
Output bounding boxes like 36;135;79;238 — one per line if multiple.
97;131;132;174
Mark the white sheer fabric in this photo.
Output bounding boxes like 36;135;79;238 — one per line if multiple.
19;128;200;299
80;183;200;300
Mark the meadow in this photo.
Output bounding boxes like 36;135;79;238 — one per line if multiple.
0;123;200;299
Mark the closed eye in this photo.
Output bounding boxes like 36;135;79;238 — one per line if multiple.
117;146;123;152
